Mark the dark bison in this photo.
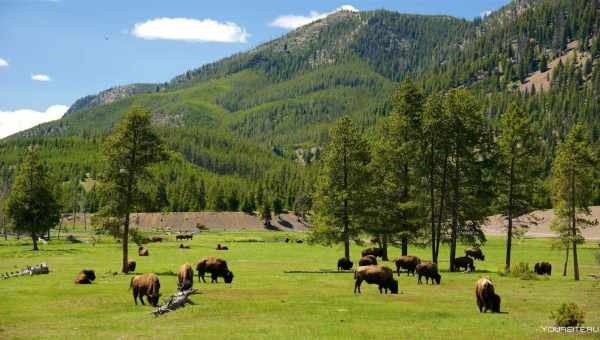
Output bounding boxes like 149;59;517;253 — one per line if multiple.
465;247;485;261
179;244;190;249
361;247;384;258
151;236;163;242
534;262;552;275
130;273;161;306
127;259;136;272
138;247;149;256
337;257;353;270
359;255;378;266
296;240;304;244
176;234;193;241
454;256;475;272
394;256;421;276
196;256;234;283
216;244;229;250
284;238;290;243
177;263;194;290
354;265;398;294
74;270;96;284
475;277;501;313
416;262;441;284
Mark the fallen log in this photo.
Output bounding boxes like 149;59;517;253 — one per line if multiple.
1;263;49;280
152;289;199;317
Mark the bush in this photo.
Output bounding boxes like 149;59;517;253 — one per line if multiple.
551;303;585;327
129;228;150;246
509;262;538;280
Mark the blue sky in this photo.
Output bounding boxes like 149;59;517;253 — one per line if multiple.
0;0;510;137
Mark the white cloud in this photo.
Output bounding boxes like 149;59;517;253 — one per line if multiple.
0;105;68;139
481;10;492;18
270;5;359;30
131;17;249;43
0;58;8;67
32;74;51;81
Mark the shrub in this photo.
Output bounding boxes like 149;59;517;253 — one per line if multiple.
551;303;585;327
509;262;538;280
129;228;150;246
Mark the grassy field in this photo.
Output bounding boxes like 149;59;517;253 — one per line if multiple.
0;229;599;339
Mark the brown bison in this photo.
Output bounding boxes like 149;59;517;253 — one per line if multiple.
361;247;384;258
337;257;353;270
216;244;229;250
359;255;378;266
354;265;398;294
534;262;552;276
475;277;501;313
465;247;485;261
127;259;136;272
454;256;475;272
416;262;441;284
177;263;194;291
138;247;149;256
394;256;421;276
151;236;163;242
196;256;234;283
130;273;161;306
74;270;96;284
179;243;190;249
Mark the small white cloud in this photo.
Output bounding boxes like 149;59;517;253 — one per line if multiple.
481;10;492;18
132;17;249;43
270;5;359;30
0;58;8;67
32;74;51;82
0;105;68;139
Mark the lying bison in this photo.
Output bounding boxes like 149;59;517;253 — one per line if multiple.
151;236;163;243
475;277;501;313
74;270;96;284
354;265;398;294
179;244;190;249
394;256;421;276
465;247;485;261
337;257;353;270
534;262;552;276
359;255;378;266
138;247;149;256
216;244;229;250
177;263;194;290
454;256;475;272
130;273;161;306
196;256;234;284
361;247;384;258
416;262;441;284
127;259;136;272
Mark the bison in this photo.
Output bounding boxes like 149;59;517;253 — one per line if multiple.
138;247;149;256
354;265;398;294
216;244;229;250
74;270;96;284
475;277;501;313
151;236;163;243
361;247;384;258
196;256;234;284
394;256;421;276
534;262;552;276
130;273;161;306
454;256;475;272
176;234;193;241
359;255;378;266
416;262;441;284
179;244;190;249
337;257;353;270
465;247;485;261
177;263;194;291
127;259;136;272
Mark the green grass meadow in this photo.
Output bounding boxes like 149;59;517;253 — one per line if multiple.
0;230;599;339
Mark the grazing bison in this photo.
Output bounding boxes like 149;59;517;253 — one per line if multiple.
465;247;485;261
337;257;353;270
151;236;163;242
284;238;290;243
138;247;149;256
359;255;378;266
394;256;421;276
354;265;398;294
177;263;194;291
196;256;234;284
127;259;136;272
416;262;441;284
454;256;475;272
475;277;501;313
296;240;304;244
179;244;190;249
176;234;193;241
216;244;229;250
361;247;384;258
130;273;161;306
74;270;96;284
534;262;552;276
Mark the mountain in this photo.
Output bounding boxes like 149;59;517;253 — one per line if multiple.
2;0;599;211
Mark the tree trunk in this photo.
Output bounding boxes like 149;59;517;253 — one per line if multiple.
563;243;569;276
83;212;87;232
57;216;63;240
401;236;408;256
434;151;449;264
449;155;459;272
382;235;389;261
505;157;515;273
570;172;579;281
344;238;350;260
122;213;130;273
430;137;436;263
31;232;38;251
